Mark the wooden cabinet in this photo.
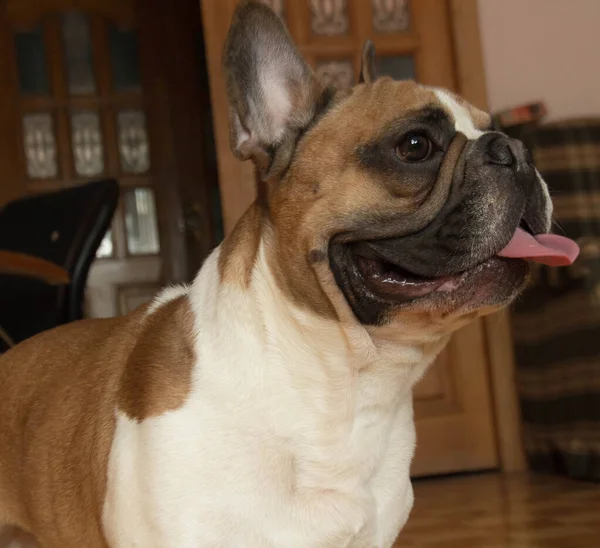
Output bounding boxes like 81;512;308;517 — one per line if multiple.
0;0;218;316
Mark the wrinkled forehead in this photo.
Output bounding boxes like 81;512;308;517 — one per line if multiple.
325;79;492;144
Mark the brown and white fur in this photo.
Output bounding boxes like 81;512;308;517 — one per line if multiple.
0;2;553;547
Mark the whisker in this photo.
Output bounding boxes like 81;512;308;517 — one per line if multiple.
552;219;566;235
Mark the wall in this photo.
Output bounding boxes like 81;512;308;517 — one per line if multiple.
478;0;600;122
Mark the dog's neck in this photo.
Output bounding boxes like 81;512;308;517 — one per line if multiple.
185;216;447;494
196;204;448;415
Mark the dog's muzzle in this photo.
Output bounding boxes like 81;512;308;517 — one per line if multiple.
328;130;579;324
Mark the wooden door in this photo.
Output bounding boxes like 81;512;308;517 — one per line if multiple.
201;0;498;476
0;0;218;318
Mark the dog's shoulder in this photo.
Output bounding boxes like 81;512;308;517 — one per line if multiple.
0;285;196;418
0;286;197;545
0;306;142;396
118;288;197;421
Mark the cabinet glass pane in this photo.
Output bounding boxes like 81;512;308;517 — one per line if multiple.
71;111;104;177
371;0;410;33
124;188;160;255
62;12;96;95
22;113;58;179
315;60;354;89
109;25;141;91
14;28;50;95
377;55;415;81
118;110;150;174
310;0;348;36
96;229;113;258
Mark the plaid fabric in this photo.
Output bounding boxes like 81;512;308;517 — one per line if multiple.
511;119;600;481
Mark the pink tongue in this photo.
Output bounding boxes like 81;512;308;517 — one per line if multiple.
497;227;579;266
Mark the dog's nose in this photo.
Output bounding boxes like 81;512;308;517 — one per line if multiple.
486;135;513;166
484;134;531;168
482;132;531;169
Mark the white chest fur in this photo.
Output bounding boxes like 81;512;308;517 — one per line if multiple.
102;247;441;547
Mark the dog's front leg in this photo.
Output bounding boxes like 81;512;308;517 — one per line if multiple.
347;516;378;548
369;404;417;548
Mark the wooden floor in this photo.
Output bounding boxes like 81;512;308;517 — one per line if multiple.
395;472;600;547
2;472;597;547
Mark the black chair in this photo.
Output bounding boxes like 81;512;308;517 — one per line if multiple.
0;179;119;351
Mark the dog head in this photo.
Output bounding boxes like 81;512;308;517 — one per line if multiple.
222;1;578;339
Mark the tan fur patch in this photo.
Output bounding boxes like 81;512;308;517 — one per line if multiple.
219;201;263;287
0;308;148;546
118;296;196;421
0;296;195;546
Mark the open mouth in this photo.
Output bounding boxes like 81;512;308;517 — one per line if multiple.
338;241;510;306
330;241;492;307
328;239;531;324
332;221;579;301
328;220;579;324
349;220;541;303
354;254;458;301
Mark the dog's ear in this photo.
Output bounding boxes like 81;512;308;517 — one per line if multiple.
359;40;378;84
223;0;324;180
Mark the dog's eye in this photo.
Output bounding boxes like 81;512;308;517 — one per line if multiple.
395;134;433;162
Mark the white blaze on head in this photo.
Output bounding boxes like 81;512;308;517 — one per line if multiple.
432;89;485;140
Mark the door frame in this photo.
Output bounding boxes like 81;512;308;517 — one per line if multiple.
449;0;526;473
200;0;526;473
